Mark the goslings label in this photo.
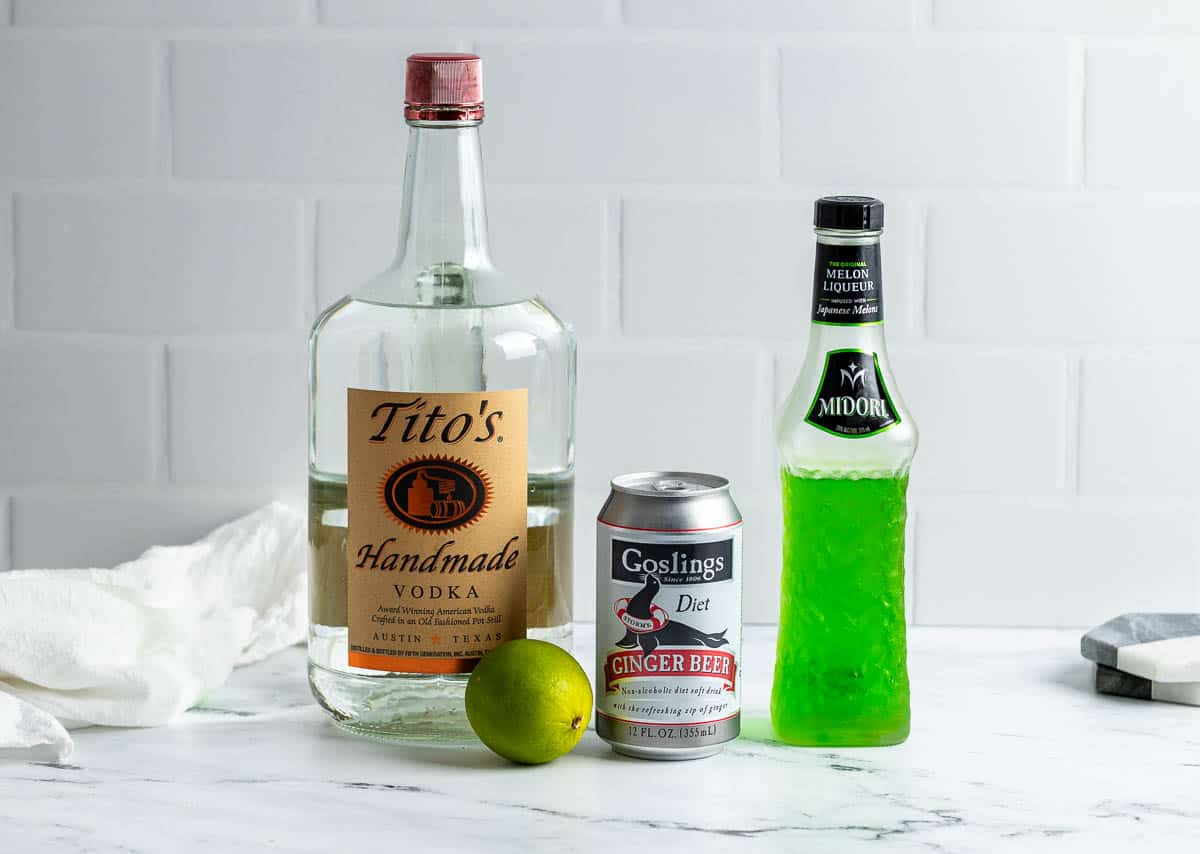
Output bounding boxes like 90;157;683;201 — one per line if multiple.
596;527;742;748
610;539;734;585
805;349;899;438
811;242;883;325
347;389;528;673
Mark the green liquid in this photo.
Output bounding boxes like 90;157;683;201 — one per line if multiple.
771;471;910;746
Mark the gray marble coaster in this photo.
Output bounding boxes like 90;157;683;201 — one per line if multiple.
1095;664;1200;706
1081;613;1200;683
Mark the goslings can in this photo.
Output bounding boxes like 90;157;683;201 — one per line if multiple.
595;472;742;760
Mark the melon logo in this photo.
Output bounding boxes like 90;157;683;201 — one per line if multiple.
379;456;491;533
840;361;866;391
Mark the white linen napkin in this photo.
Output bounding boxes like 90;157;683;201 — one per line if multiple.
0;502;306;760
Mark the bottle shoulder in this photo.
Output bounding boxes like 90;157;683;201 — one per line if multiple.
775;329;917;476
309;293;576;375
342;264;559;310
309;290;571;323
314;260;571;327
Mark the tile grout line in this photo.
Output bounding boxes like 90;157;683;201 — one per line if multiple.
1195;509;1200;612
1067;37;1087;188
1;495;9;572
610;197;625;335
149;39;173;183
4;190;14;331
759;43;782;185
303;199;319;324
604;0;623;28
151;341;171;486
5;25;1196;45
1064;353;1082;495
911;0;934;30
911;200;929;339
14;178;1200;203
1078;40;1088;188
754;348;775;492
163;40;176;183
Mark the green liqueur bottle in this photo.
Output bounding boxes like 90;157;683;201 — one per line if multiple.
772;196;918;746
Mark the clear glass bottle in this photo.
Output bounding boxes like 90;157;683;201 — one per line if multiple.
307;53;575;742
772;196;917;746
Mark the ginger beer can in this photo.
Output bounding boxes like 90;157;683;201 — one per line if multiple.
595;472;742;760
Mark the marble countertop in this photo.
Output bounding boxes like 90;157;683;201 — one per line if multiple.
2;625;1197;853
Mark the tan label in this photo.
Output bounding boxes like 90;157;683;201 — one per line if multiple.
346;389;528;673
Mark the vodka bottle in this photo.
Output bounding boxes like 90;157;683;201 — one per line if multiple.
772;196;917;746
307;53;575;742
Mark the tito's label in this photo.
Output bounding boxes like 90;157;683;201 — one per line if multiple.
595;528;742;749
811;242;883;325
347;389;528;673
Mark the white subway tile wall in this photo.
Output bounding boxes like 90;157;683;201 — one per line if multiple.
622;199;809;339
915;501;1198;627
1087;44;1200;189
1079;354;1200;497
15;194;304;334
932;0;1200;34
891;348;1068;496
625;0;911;32
926;197;1200;343
13;0;306;26
166;341;307;488
780;41;1073;188
479;41;762;183
0;39;152;178
173;41;457;181
10;491;289;570
576;344;772;491
319;1;606;28
0;336;156;483
1;4;1197;626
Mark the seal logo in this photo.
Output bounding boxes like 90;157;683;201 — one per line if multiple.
378;456;491;533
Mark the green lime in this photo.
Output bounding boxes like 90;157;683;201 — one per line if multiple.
465;639;592;765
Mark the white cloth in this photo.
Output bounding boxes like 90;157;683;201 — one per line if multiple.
0;503;306;760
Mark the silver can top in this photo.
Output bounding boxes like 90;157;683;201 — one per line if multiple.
601;471;741;533
610;471;729;497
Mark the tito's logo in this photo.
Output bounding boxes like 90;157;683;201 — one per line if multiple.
367;397;505;445
805;349;899;439
379;456;491;533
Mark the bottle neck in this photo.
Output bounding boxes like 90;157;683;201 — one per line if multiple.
381;120;493;305
809;228;884;339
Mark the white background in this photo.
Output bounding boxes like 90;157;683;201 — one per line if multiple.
1;1;1198;628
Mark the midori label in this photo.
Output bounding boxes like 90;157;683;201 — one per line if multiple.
804;349;898;438
346;389;528;674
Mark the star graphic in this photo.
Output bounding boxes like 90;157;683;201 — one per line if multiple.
430;634;441;645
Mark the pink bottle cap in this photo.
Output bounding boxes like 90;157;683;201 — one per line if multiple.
405;53;484;121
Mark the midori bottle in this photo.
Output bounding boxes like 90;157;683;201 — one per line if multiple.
772;196;917;747
307;53;575;742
